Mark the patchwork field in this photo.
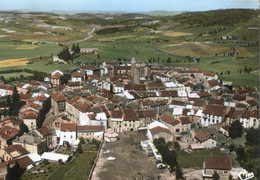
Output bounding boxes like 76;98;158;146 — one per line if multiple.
0;58;28;67
98;35;136;41
162;43;254;58
163;31;193;37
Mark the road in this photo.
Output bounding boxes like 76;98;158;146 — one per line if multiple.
40;26;96;45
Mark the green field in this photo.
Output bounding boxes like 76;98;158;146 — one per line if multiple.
20;145;97;180
0;9;259;87
176;149;225;168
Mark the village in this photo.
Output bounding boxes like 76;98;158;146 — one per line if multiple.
0;51;259;180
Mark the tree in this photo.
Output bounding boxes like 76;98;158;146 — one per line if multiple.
246;128;260;146
9;86;21;116
75;43;80;54
175;165;183;180
213;172;220;180
229;120;243;139
77;141;83;154
71;43;77;52
58;46;72;61
229;144;235;152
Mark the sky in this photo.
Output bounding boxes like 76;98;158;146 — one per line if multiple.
1;0;259;12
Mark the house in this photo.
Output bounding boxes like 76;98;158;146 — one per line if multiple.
225;108;242;125
36;126;52;148
12;131;47;154
160;114;181;134
0;156;33;179
0;144;29;162
194;131;217;149
76;125;104;141
51;70;63;88
109;108;140;133
71;72;84;82
51;92;66;114
201;105;226;127
113;81;124;93
0;84;13;97
0;126;20;149
203;155;231;179
80;48;98;54
219;125;230;137
19;109;38;130
56;122;77;146
147;121;173;143
240;110;260;129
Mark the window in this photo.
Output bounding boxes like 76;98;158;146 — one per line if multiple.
176;129;180;132
224;171;227;174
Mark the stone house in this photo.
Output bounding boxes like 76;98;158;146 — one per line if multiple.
202;155;231;179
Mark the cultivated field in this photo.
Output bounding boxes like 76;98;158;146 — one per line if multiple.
162;43;254;58
163;31;193;37
0;58;28;67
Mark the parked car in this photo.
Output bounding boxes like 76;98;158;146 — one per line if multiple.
157;163;166;169
107;156;116;161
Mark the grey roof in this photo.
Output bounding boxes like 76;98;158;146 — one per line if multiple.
14;131;46;145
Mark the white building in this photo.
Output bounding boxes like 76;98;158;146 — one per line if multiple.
201;105;226;127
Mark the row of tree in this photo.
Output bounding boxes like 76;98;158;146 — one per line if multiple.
153;138;183;179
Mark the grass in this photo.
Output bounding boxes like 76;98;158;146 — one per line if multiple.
0;72;33;80
163;31;193;37
176;149;225;168
20;145;97;180
48;145;97;180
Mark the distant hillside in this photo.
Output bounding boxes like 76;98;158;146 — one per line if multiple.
143;11;185;16
172;9;259;27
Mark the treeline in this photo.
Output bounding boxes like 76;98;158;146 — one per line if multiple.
0;69;48;83
173;9;259;27
153;138;183;179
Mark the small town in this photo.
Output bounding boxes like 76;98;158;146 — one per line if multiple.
0;54;258;179
0;0;259;180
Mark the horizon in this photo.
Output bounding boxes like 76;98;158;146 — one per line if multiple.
1;0;259;13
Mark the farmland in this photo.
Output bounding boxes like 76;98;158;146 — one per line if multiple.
0;9;259;87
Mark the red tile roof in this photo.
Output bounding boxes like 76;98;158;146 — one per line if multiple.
60;123;76;131
0;156;33;170
195;131;214;142
150;126;171;135
161;114;180;126
51;93;66;102
221;125;231;131
71;72;84;78
123;108;139;121
51;72;63;79
159;91;178;97
203;72;216;77
171;100;185;106
77;102;92;113
193;99;205;107
179;116;191;124
37;126;52;136
124;84;146;91
19;93;32;101
203;105;226;117
226;109;241;119
0;85;13;91
19;109;38;119
77;125;104;132
208;79;221;87
197;91;211;98
204;155;231;170
110;110;123;119
0;126;19;140
0;117;23;127
4;144;29;155
251;110;260;118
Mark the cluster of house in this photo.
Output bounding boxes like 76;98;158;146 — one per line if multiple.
0;59;259;179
